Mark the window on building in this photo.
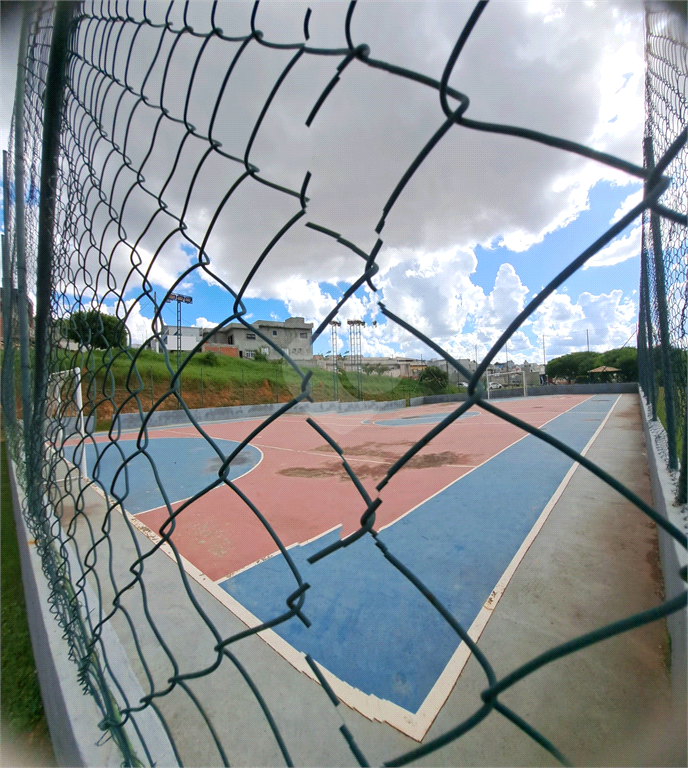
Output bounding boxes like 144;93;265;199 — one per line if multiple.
244;350;254;359
246;332;256;339
300;332;308;339
272;330;277;336
228;334;233;345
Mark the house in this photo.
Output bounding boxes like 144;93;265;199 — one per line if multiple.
198;316;313;361
157;325;208;354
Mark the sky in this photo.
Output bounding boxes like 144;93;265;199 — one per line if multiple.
1;0;651;365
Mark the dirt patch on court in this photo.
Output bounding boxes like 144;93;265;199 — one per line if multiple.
313;440;414;458
204;452;253;474
279;463;357;480
404;451;463;469
312;440;472;465
278;450;465;481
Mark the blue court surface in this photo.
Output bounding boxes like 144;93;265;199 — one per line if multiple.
219;396;616;714
84;437;261;514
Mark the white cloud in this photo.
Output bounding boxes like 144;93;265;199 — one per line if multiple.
583;225;641;269
478;264;530;330
610;188;643;224
103;299;155;347
11;2;647;369
275;278;337;325
532;288;635;357
56;0;645;306
376;246;485;340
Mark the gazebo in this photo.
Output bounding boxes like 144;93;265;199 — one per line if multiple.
587;365;621;382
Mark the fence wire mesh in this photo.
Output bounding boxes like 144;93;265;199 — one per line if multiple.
1;1;686;766
638;1;687;503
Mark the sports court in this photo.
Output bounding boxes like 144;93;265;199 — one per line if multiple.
83;392;621;737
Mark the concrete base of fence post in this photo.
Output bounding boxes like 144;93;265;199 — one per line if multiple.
6;455;119;766
639;389;687;709
6;454;178;767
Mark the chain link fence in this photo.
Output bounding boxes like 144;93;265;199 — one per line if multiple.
1;1;686;766
638;1;687;504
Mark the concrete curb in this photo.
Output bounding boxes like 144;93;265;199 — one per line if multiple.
5;452;177;767
77;387;638;433
113;398;407;431
638;389;687;707
6;453;116;766
409;382;638;408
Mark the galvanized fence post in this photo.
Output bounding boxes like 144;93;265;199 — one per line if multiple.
28;2;76;508
13;7;33;438
643;135;678;470
639;234;658;419
2;149;16;427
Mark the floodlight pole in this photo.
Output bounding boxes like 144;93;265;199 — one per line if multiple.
165;292;193;371
330;320;341;401
165;292;192;408
347;319;365;400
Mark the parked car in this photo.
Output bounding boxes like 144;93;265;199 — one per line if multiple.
489;382;502;389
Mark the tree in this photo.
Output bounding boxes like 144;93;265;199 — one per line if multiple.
67;310;128;349
599;347;638;382
545;351;599;383
545;347;639;383
363;363;386;376
418;365;448;392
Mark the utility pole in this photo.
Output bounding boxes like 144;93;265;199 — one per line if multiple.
542;336;546;367
586;328;590;352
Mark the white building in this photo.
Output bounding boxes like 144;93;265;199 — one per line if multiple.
158;317;314;361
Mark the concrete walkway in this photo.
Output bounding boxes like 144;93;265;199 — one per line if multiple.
24;393;686;766
411;393;685;767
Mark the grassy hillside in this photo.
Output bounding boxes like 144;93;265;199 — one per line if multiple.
50;348;465;425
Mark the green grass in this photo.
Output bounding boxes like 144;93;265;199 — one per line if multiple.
50;347;466;424
1;430;55;764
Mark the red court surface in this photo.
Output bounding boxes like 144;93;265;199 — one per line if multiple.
131;395;591;582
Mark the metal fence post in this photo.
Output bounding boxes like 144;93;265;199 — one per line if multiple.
2;150;16;427
13;8;33;436
29;2;77;517
644;135;678;470
639;235;658;419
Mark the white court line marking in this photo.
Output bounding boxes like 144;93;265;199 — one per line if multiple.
86;441;265;518
251;442;475;469
377;395;596;533
411;394;622;737
104;394;615;741
215;525;345;583
122;397;619;742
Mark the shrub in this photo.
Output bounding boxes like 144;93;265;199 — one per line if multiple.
201;351;218;366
